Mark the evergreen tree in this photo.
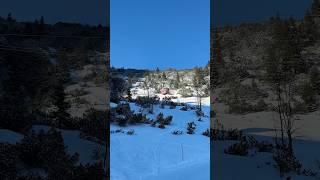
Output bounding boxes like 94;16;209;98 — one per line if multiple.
193;67;205;111
57;49;71;83
127;88;132;101
311;0;320;17
51;77;71;127
38;16;46;34
310;66;320;94
174;71;180;89
6;13;13;22
211;30;224;85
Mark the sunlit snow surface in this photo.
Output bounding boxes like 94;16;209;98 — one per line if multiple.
110;95;210;180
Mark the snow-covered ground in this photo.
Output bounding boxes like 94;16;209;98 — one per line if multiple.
0;129;23;144
212;101;320;179
110;84;210;180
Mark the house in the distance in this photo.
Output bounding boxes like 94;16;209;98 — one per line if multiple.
160;88;170;95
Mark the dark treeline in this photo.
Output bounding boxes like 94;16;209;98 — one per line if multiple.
0;13;109;52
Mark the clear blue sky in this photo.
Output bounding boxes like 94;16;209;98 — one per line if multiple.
111;0;210;70
212;0;312;27
0;0;109;26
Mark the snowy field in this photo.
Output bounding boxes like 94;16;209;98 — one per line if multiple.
110;87;210;180
212;102;320;179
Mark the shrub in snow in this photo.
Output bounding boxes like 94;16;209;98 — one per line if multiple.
156;113;172;125
202;129;210;137
81;108;107;141
115;103;131;115
156;112;164;122
224;139;249;156
158;123;165;129
127;129;135;135
195;109;204;117
115;129;124;133
226;129;243;140
302;168;317;177
150;121;156;127
272;143;302;177
135;96;159;108
164;116;173;125
273;145;302;177
248;136;273;153
169;104;176;109
132;113;148;124
118;116;128;127
180;106;188;111
187;122;196;134
172;130;183;135
211;128;243;141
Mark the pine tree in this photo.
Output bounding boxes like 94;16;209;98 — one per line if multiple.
310;66;320;94
51;78;71;127
57;49;71;83
6;13;13;22
311;0;320;17
127;88;132;102
38;16;46;34
193;67;205;111
174;71;180;89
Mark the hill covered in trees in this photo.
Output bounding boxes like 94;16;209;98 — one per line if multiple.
0;14;108;179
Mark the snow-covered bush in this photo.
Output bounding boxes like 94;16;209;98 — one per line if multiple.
156;112;164;122
273;145;302;177
195;109;204;117
211;128;243;141
187;122;196;134
81;108;107;141
156;113;172;125
248;136;274;153
135;96;159;108
224;140;249;156
172;130;183;135
132;113;148;124
180;106;188;111
158;123;165;129
127;129;135;135
202;129;210;137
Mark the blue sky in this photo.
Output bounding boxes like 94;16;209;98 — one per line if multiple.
0;0;108;26
111;0;210;70
212;0;312;27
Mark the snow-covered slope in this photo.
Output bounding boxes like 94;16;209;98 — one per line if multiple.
110;81;210;180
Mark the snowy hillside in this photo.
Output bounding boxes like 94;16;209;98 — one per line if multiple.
211;12;320;179
110;68;210;180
